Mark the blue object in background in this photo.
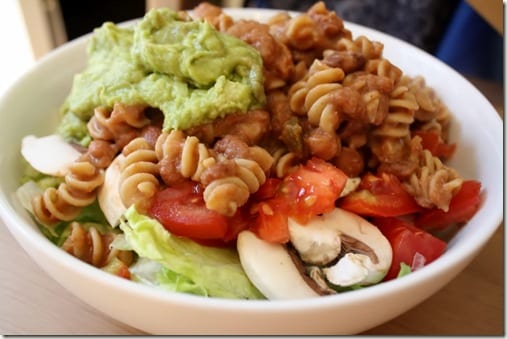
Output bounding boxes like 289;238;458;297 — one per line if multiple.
435;1;503;83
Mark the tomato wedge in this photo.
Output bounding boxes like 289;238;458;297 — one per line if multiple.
413;130;456;159
148;181;230;241
415;180;482;231
281;157;348;224
374;217;447;281
249;157;348;243
251;199;290;243
338;172;422;217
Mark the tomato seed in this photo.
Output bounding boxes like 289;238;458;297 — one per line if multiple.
261;203;274;216
304;194;317;206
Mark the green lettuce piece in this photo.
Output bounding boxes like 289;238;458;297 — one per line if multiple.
20;159;63;189
120;205;265;300
156;266;208;296
38;201;111;246
129;257;205;296
397;262;412;278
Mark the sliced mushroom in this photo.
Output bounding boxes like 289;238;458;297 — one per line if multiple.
288;207;392;287
236;230;319;299
286;217;341;266
21;134;82;176
98;154;126;227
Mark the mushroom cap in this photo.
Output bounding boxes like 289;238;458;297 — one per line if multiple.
236;230;319;300
289;208;393;287
21;134;81;176
98;154;126;227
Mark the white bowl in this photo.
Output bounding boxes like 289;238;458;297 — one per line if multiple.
0;8;502;335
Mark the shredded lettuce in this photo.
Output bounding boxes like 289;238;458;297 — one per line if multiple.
397;262;412;278
20;159;63;189
120;205;265;299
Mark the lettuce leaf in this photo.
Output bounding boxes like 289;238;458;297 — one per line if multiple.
397;262;412;278
120;205;265;300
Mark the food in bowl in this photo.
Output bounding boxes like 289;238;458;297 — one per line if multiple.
15;1;483;301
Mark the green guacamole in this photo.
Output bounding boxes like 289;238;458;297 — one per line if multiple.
60;8;265;133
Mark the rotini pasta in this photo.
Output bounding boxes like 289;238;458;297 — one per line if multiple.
119;137;159;212
87;103;150;149
369;83;419;168
203;158;267;216
336;35;383;61
289;59;344;131
61;221;134;268
32;159;104;224
403;149;463;211
155;130;217;184
401;75;453;142
270;146;300;178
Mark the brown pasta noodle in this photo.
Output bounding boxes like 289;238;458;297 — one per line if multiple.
119;137;160;212
87;103;150;149
401;75;453;142
32;159;104;224
203;158;267;216
336;35;384;61
271;147;300;178
155;130;217;184
289;59;344;127
363;58;402;83
61;221;134;268
403;149;463;211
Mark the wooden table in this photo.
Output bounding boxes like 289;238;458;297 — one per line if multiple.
0;78;503;335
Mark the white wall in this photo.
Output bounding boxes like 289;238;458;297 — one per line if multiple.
0;0;36;96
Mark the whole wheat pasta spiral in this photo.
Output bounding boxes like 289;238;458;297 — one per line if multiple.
155;130;217;183
369;84;419;167
62;221;134;268
32;160;104;224
343;73;394;125
401;75;453;142
203;158;267;216
337;35;383;61
404;149;463;211
285;13;320;50
289;60;344;131
271;146;300;178
192;2;234;32
364;58;402;84
373;85;419;139
119;137;159;211
87;103;150;148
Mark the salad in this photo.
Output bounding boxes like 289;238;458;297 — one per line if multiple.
16;2;482;300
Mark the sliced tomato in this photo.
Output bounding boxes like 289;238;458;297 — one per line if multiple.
374;217;447;281
222;205;252;243
413;130;456;159
148;181;229;240
415;180;482;231
251;199;290;244
252;178;282;201
248;157;347;243
338;172;422;217
281;157;348;224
